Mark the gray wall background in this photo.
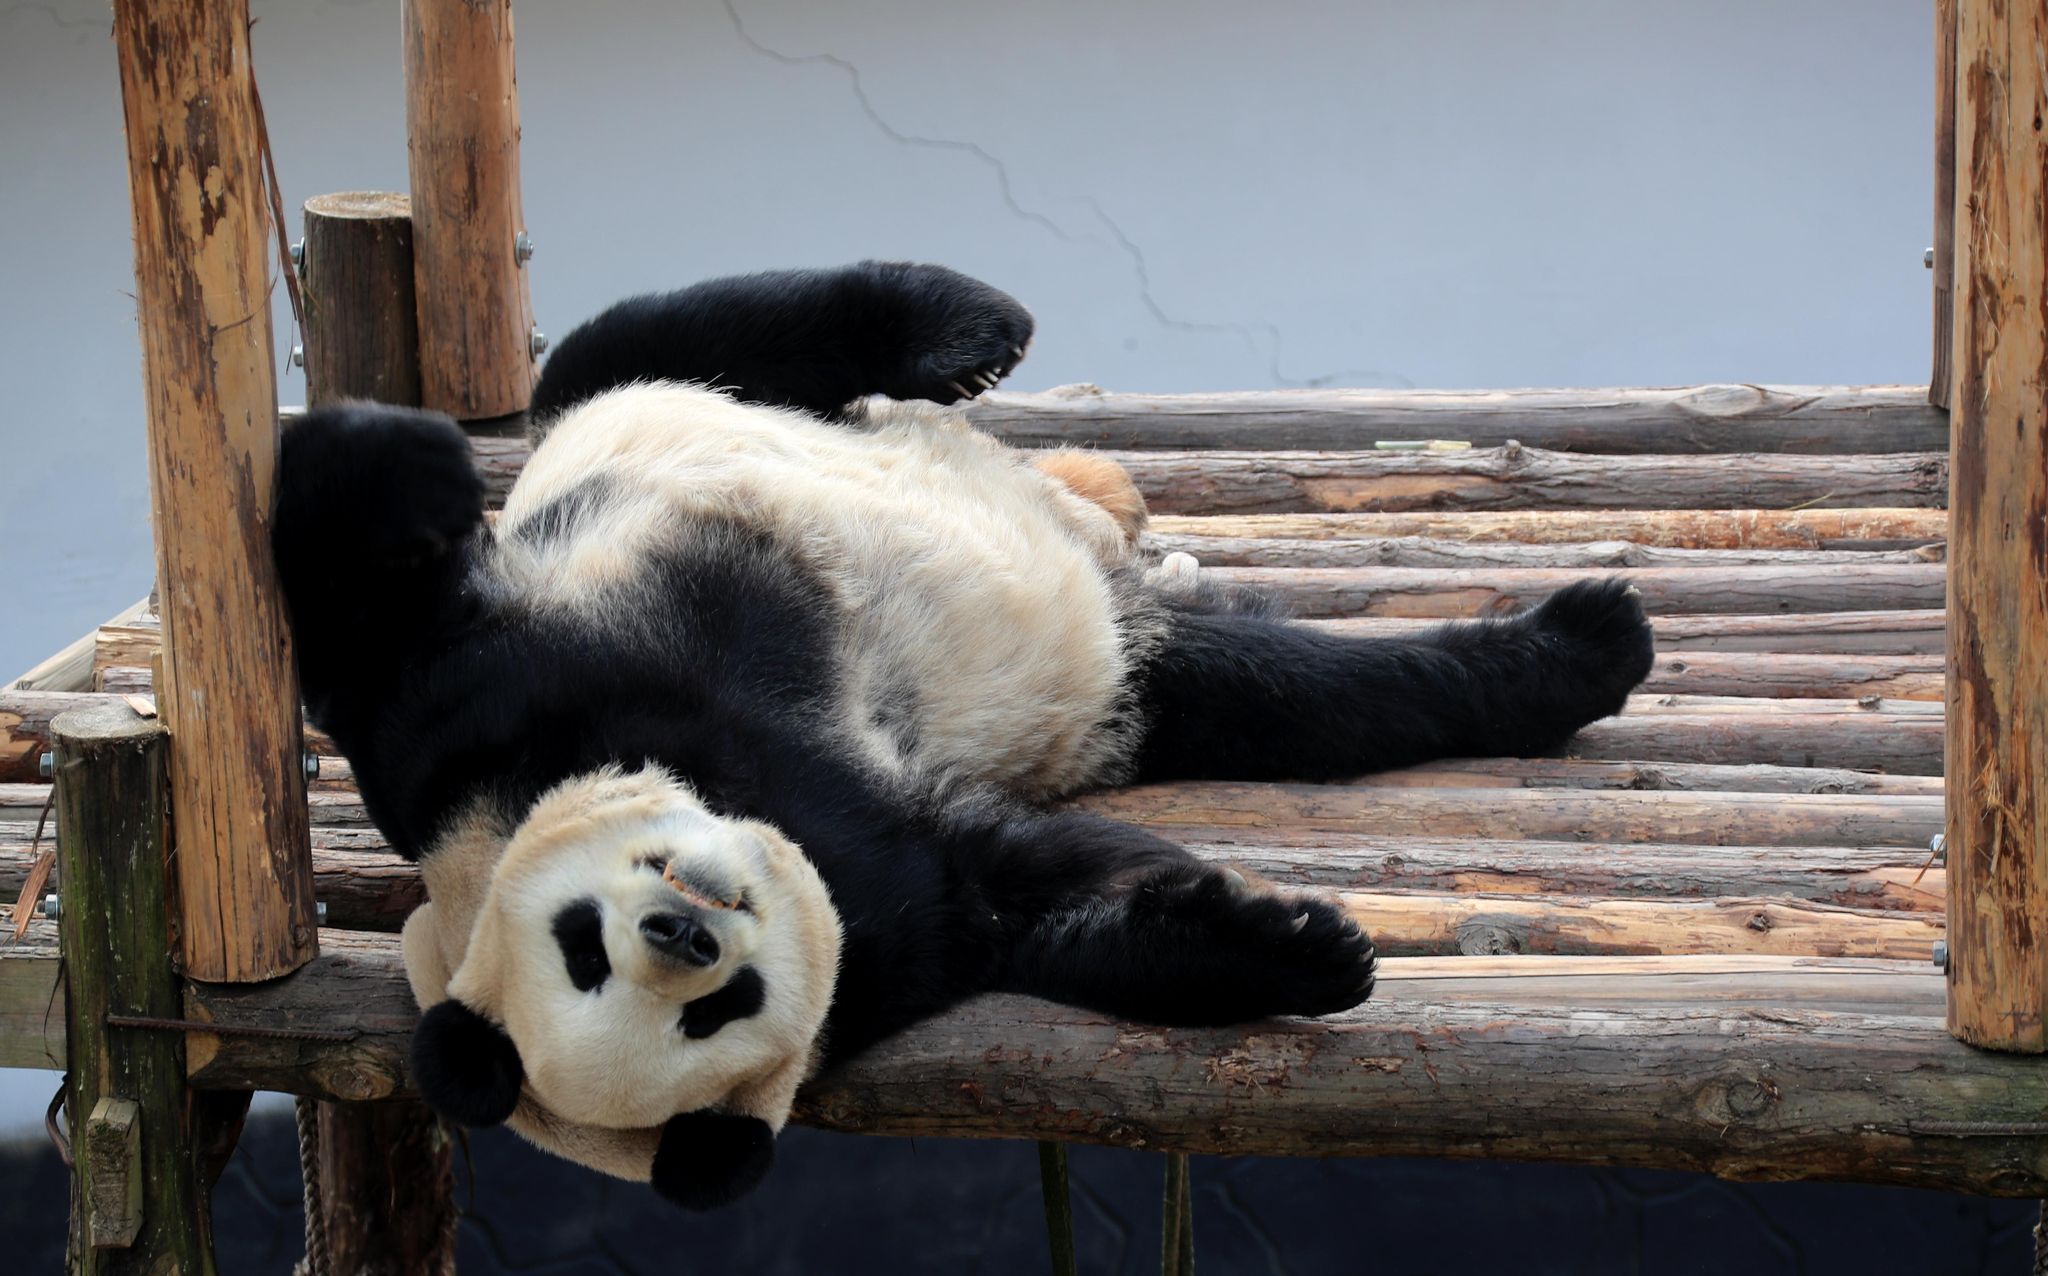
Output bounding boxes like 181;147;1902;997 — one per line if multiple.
2;0;1932;679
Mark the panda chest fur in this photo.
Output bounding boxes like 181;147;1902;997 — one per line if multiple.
492;385;1146;799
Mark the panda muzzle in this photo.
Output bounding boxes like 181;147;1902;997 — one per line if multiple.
639;908;722;968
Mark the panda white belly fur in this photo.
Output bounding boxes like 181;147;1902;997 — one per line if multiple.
492;384;1145;799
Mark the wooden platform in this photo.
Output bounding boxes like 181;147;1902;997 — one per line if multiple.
5;384;2045;1197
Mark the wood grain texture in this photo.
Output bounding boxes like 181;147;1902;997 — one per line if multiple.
1353;758;1944;796
142;935;2048;1196
402;0;534;419
53;703;215;1270
1944;0;2048;1053
964;384;1949;455
301;192;423;409
1144;533;1944;570
1148;508;1949;550
1931;0;1958;410
1315;610;1948;655
113;0;316;983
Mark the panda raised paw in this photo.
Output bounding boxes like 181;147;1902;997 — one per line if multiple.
866;261;1035;406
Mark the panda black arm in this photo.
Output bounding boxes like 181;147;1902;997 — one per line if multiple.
273;404;484;740
529;261;1033;423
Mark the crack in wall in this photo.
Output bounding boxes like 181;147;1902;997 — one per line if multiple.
721;0;1407;390
1;2;106;32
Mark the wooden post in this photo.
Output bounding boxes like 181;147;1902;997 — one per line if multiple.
402;0;536;421
55;702;216;1273
297;188;459;1275
302;193;423;409
1945;0;2048;1053
1930;0;1957;409
112;0;317;983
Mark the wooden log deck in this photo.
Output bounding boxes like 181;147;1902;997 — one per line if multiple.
6;383;2046;1198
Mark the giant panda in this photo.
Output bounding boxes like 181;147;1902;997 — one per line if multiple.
273;260;1655;1210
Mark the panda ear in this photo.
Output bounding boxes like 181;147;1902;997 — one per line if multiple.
650;1111;776;1211
410;1000;524;1127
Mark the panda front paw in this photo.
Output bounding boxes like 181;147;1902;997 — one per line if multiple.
862;261;1034;405
1517;577;1656;720
651;1111;776;1211
278;403;485;567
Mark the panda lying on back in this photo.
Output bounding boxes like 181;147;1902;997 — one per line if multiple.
274;261;1655;1210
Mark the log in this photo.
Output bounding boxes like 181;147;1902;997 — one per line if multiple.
1638;652;1942;702
113;0;316;982
1360;758;1943;796
403;0;534;420
1145;533;1945;570
1565;712;1943;775
964;384;1949;455
1208;563;1947;618
1944;0;2048;1053
1622;694;1939;717
1075;784;1941;849
1931;0;1957;409
10;602;150;694
1102;447;1949;517
314;1101;458;1276
1342;892;1939;960
1315;610;1948;655
54;702;215;1269
0;690;104;784
1150;508;1948;551
461;438;1950;514
134;934;2048;1196
301;192;423;409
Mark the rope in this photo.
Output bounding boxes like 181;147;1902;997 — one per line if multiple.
292;1097;331;1276
2031;1199;2045;1276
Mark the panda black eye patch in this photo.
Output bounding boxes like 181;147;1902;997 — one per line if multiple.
551;899;611;992
680;966;766;1039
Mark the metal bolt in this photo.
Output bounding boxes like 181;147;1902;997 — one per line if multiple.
290;344;305;369
291;239;305;270
37;751;53;780
529;327;549;358
1924;247;1935;268
1933;940;1948;969
302;752;320;782
514;230;535;263
40;894;59;921
316;901;328;926
1929;832;1946;859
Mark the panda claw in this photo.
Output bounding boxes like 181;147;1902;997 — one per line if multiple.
948;380;974;400
1290;912;1310;933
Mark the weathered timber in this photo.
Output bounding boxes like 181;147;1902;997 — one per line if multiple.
1145;533;1944;570
1075;784;1941;849
94;669;151;696
403;0;534;420
1623;694;1939;717
93;625;157;681
1209;563;1946;618
1931;0;1958;409
1638;652;1942;701
1566;712;1943;775
143;935;2048;1197
314;1101;458;1275
54;702;215;1270
1343;892;1939;960
1150;508;1948;550
301;192;423;409
10;602;151;694
113;0;315;982
1315;610;1948;655
1358;758;1943;796
1104;447;1949;516
1;689;105;783
963;384;1948;455
1944;0;2048;1053
460;437;1950;514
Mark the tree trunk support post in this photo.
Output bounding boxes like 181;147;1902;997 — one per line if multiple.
112;0;318;985
1944;0;2048;1053
55;703;217;1273
402;0;537;422
297;188;462;1272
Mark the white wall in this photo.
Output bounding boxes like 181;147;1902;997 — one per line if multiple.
1;0;1933;678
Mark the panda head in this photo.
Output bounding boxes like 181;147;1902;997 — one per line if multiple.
407;767;842;1139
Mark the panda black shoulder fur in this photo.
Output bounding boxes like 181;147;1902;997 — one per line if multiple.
274;261;1655;1210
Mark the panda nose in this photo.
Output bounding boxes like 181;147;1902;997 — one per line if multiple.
640;910;721;967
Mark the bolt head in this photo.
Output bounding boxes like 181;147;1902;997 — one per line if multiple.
1924;247;1935;268
315;901;329;926
530;327;549;358
291;239;305;269
290;344;305;369
37;751;53;780
39;894;59;920
515;230;535;263
1932;940;1948;969
1929;832;1946;857
303;752;320;783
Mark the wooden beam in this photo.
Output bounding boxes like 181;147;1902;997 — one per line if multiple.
1356;757;1943;796
964;384;1948;454
100;937;2036;1197
54;703;215;1271
403;0;535;420
1317;609;1950;655
301;192;423;409
1149;508;1949;551
112;0;316;983
1944;0;2048;1053
1144;534;1944;570
8;601;151;696
1931;0;1958;409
